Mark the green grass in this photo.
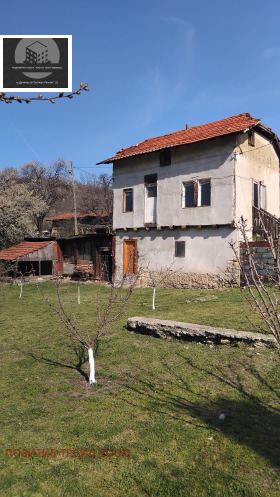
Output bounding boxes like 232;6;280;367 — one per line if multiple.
1;282;280;496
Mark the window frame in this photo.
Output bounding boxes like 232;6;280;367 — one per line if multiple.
123;188;133;213
182;179;211;208
253;180;266;210
175;241;185;258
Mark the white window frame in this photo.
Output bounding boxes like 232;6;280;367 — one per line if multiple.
253;181;266;210
182;179;211;208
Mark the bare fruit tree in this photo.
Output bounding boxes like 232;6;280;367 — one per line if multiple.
230;215;280;347
37;272;140;384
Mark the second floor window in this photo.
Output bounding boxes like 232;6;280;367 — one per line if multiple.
253;181;266;210
123;188;133;212
182;179;211;208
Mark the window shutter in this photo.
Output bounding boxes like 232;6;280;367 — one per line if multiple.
194;182;198;207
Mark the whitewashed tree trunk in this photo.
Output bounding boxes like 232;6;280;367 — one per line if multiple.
19;280;22;299
78;286;80;305
88;348;96;384
152;287;156;310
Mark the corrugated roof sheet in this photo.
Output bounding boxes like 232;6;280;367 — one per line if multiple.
0;241;53;261
97;113;262;164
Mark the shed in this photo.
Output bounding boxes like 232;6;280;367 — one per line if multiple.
0;240;63;277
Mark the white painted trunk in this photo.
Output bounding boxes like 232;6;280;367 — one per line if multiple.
78;286;80;305
19;280;22;299
88;348;96;384
152;287;156;310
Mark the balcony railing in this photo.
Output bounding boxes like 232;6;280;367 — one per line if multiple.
252;206;280;240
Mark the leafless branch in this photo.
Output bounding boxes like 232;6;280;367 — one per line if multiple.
0;82;89;104
231;216;280;346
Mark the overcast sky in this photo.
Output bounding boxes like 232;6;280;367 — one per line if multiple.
1;0;280;179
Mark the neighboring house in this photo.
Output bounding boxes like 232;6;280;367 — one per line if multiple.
47;212;111;237
98;113;280;288
0;240;63;277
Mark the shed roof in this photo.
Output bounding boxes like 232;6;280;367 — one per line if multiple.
0;241;53;261
97;113;279;164
47;212;107;221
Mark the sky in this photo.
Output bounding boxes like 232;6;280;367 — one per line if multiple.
1;0;280;181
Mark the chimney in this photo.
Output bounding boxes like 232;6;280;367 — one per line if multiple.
185;124;190;130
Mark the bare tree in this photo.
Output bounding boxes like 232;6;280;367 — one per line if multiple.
230;215;280;347
37;271;140;385
0;83;89;104
19;159;71;233
78;173;113;225
146;264;177;310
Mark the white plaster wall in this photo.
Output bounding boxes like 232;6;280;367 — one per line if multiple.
113;136;236;230
115;227;238;277
235;131;280;227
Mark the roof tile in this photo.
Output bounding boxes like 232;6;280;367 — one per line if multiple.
98;113;261;164
0;241;53;261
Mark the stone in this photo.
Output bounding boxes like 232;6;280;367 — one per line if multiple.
127;317;277;347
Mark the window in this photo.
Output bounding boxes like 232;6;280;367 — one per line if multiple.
123;188;133;212
175;241;185;258
182;179;211;208
160;149;171;166
144;174;157;224
253;181;266;210
248;130;255;147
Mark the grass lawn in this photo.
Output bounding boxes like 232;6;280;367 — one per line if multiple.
1;281;280;496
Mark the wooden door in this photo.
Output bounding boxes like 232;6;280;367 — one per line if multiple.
123;240;137;274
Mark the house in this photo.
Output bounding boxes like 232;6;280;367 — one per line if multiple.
98;113;280;288
47;212;111;237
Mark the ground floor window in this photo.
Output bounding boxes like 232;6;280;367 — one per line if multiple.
175;241;185;258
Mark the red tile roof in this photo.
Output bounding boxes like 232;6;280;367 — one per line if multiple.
47;212;98;221
0;241;53;261
97;113;264;164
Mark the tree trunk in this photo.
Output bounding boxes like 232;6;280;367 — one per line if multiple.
88;348;96;384
152;287;156;310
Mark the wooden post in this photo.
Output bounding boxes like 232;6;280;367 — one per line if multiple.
70;161;78;236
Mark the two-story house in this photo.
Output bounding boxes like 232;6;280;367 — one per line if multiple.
98;113;280;288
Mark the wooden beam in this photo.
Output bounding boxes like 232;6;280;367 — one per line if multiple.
181;225;187;229
169;226;174;230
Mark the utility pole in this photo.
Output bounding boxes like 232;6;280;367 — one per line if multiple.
70;161;78;235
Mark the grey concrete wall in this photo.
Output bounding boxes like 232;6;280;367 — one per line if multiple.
113;135;236;230
115;226;238;288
